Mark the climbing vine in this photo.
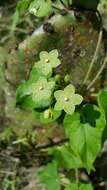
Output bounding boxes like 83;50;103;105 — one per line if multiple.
10;0;107;190
16;49;107;190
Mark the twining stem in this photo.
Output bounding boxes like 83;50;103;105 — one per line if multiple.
83;30;103;85
75;169;79;190
87;54;107;89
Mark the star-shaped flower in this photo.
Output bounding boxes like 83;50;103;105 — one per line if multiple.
34;49;61;77
32;77;55;108
54;84;83;115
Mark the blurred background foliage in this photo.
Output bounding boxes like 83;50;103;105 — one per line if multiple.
0;0;107;189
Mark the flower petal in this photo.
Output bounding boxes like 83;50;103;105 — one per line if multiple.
54;90;63;100
40;51;49;60
64;104;75;115
71;94;83;105
49;49;58;59
64;84;75;94
41;63;52;76
54;101;62;111
51;58;61;68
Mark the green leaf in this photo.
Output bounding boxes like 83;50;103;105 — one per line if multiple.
53;145;83;169
29;67;43;82
38;161;61;190
19;95;36;109
16;67;42;105
98;89;107;115
54;84;83;115
29;0;52;17
65;183;78;190
79;183;93;190
64;113;102;172
16;81;34;104
65;182;93;190
11;0;30;32
81;104;106;130
17;0;30;13
97;90;107;142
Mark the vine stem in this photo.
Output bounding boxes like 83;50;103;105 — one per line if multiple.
75;169;79;190
83;29;103;85
87;54;107;90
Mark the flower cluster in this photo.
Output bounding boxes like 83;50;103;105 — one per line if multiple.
16;49;83;118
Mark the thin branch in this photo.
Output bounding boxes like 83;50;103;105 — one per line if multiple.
83;29;103;85
75;169;79;190
35;138;69;150
87;54;107;90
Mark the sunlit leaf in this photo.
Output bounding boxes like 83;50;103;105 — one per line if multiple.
65;182;93;190
64;113;102;172
29;0;52;17
16;75;55;109
53;145;83;169
98;89;107;114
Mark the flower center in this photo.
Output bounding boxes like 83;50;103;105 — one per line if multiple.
64;97;69;102
39;86;44;91
45;58;50;63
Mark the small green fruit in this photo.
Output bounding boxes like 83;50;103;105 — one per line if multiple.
44;109;51;119
55;74;61;83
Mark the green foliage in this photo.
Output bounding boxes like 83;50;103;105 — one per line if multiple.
98;89;107;115
29;0;52;17
16;77;55;109
12;0;101;33
65;183;78;190
38;161;60;190
79;183;93;190
1;0;107;189
16;47;107;189
81;104;106;130
52;145;83;169
14;0;107;187
65;182;93;190
11;0;31;32
16;49;81;117
64;113;102;172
